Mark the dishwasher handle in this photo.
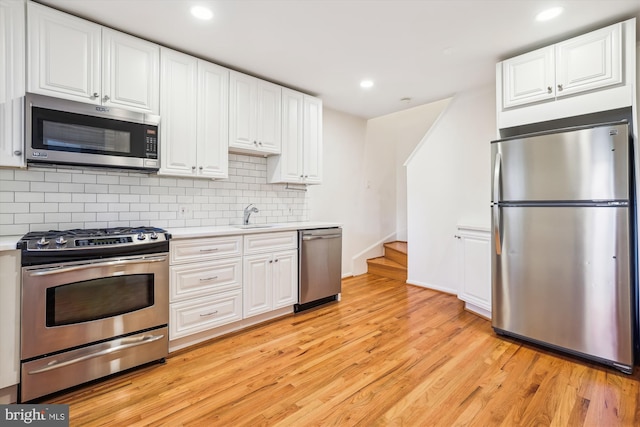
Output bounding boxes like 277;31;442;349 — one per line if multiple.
302;234;342;241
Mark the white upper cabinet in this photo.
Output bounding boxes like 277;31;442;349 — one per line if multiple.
159;48;229;179
101;28;159;112
501;22;623;110
554;24;622;97
267;89;323;184
0;0;25;168
27;2;159;113
502;47;555;108
229;70;281;155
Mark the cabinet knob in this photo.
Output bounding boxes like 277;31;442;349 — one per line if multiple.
90;92;99;100
557;84;563;92
258;141;263;146
269;260;273;263
102;95;110;102
13;150;22;156
192;166;196;170
274;259;279;262
253;141;258;145
199;166;203;170
547;86;552;94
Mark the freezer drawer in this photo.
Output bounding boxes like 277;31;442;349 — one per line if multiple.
492;205;633;369
492;123;629;202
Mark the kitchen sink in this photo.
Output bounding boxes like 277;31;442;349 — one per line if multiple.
233;224;275;229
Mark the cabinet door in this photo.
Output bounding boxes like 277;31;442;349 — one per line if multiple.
555;23;622;97
272;250;298;309
197;60;229;178
159;48;198;176
501;46;555;108
457;228;491;317
278;88;304;182
256;80;281;154
0;250;20;389
102;28;159;113
229;71;256;150
243;253;273;318
0;0;25;168
27;2;101;103
303;95;323;184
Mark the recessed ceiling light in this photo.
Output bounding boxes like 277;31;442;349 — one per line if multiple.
360;80;374;89
536;7;563;22
191;5;213;20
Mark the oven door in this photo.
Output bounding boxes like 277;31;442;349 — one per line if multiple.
21;254;169;360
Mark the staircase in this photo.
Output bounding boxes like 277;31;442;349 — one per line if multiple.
366;241;407;281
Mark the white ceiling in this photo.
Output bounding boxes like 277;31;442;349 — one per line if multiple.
37;0;640;119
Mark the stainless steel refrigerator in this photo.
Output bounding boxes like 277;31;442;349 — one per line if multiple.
491;121;635;373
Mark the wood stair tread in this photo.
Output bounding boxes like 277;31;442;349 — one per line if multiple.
367;256;405;269
384;241;407;254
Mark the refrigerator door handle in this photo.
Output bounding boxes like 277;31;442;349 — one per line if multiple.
493;152;502;255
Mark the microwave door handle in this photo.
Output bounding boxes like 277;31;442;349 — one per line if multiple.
28;255;167;277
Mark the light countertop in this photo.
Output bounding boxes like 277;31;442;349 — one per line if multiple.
168;222;342;239
0;222;342;251
0;236;21;251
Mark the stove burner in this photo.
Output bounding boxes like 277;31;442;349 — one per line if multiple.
21;226;166;241
18;226;171;266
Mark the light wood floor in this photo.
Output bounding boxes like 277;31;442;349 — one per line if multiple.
45;274;640;426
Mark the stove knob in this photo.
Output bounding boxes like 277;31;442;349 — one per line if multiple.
55;236;68;246
137;232;147;241
150;231;158;240
37;237;49;247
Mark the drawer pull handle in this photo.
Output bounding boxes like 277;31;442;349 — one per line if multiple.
200;248;219;252
200;311;218;317
199;276;219;282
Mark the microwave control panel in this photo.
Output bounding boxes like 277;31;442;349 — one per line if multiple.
145;128;158;159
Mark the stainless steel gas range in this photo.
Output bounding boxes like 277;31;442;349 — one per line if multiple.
17;227;170;402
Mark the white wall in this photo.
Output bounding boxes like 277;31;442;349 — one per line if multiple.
310;103;450;277
307;108;367;277
406;84;496;294
366;100;451;242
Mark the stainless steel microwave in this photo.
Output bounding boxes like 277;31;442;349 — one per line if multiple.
26;93;160;172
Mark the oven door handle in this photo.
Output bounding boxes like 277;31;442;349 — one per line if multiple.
27;333;165;374
27;255;168;277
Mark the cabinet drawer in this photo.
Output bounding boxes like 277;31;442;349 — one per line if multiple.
170;290;242;339
170;236;242;263
170;258;242;302
244;231;297;254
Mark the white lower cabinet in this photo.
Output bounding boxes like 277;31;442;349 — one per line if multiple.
0;250;20;403
168;231;298;349
243;232;298;319
456;226;491;319
169;236;243;340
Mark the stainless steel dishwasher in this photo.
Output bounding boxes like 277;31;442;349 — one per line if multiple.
295;227;342;312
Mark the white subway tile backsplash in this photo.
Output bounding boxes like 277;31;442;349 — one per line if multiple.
58;183;84;193
72;174;97;184
31;182;59;192
0;158;308;234
15;192;44;203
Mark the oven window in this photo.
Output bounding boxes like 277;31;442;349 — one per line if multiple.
46;275;154;326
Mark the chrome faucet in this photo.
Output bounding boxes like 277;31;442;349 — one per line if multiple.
243;204;259;225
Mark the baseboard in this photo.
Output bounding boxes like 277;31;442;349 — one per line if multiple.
406;279;457;295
